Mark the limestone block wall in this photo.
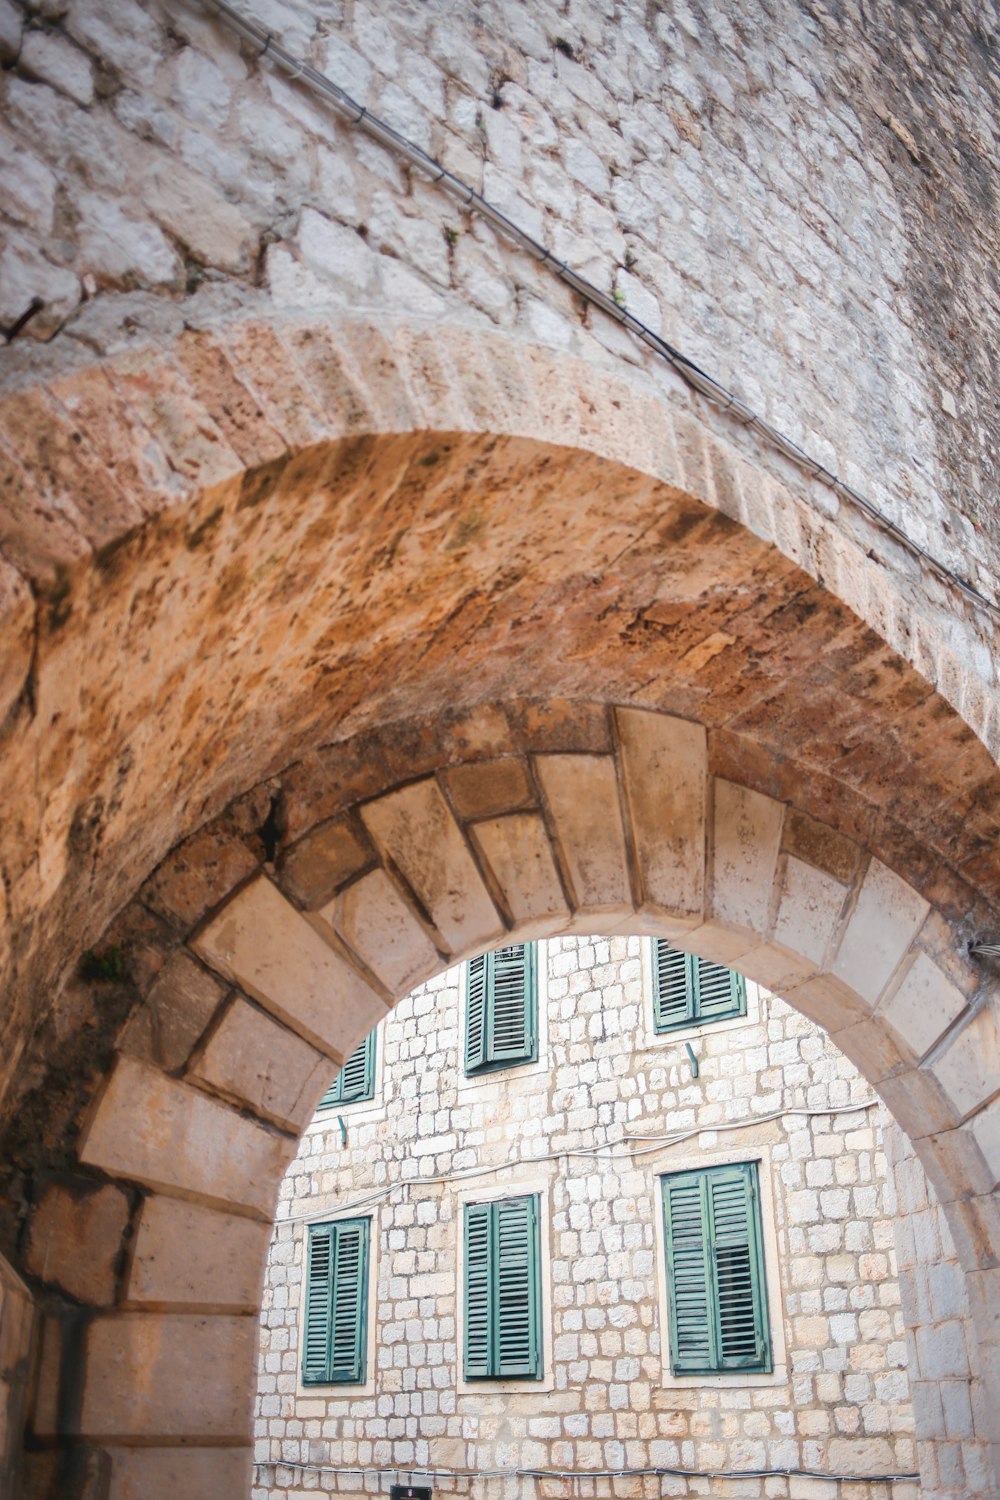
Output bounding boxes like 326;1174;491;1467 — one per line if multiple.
0;0;997;696
254;935;919;1499
884;1122;995;1500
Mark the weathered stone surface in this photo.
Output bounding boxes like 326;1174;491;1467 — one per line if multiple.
62;1313;256;1437
319;867;440;997
447;758;535;820
189;997;332;1130
78;1054;292;1217
470;811;569;931
105;1446;252;1500
193;875;388;1061
119;951;226;1072
615;709;707;920
534;754;632;914
711;780;785;937
26;1181;129;1306
773;855;849;970
878;953;969;1064
0;0;998;1483
127;1195;269;1309
929;998;1000;1122
361;779;503;955
832;861;930;1010
281;819;371;909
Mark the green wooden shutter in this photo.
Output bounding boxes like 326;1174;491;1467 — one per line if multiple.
661;1162;771;1376
693;958;746;1022
318;1030;377;1111
464;1200;492;1378
708;1165;770;1370
465;944;537;1074
302;1224;334;1383
489;945;536;1064
652;941;746;1032
493;1194;541;1377
465;953;488;1073
463;1194;541;1379
329;1218;370;1382
662;1171;713;1373
653;941;694;1030
302;1217;370;1384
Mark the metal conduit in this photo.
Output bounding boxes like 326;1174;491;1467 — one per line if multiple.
191;0;998;631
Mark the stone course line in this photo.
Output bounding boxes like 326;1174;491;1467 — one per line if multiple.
195;0;1000;629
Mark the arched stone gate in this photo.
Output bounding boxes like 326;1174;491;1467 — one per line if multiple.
0;316;998;1497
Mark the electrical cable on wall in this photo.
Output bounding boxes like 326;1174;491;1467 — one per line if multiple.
254;1455;919;1486
190;0;999;633
276;1096;880;1226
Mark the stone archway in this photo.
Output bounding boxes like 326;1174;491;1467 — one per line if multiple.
0;314;998;1495
8;701;999;1498
2;312;998;1105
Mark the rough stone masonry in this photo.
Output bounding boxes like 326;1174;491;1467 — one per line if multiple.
0;1;999;1497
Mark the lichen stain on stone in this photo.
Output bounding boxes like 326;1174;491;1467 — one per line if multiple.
45;568;73;633
213;557;249;615
444;509;485;552
185;506;224;551
238;454;288;512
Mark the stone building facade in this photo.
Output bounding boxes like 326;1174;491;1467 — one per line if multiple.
254;935;919;1498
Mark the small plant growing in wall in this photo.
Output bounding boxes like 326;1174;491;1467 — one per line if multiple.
80;946;126;983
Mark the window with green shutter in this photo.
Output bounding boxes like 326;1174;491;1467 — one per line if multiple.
652;939;746;1032
317;1029;377;1111
661;1161;771;1376
463;1193;542;1380
465;943;538;1075
302;1216;371;1384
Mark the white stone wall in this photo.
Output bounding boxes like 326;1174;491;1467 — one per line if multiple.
254;935;918;1499
1;0;997;674
884;1122;995;1500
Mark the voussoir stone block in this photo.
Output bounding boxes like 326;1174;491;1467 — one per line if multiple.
929;996;1000;1122
78;1054;292;1218
832;859;930;1009
127;1196;270;1310
26;1180;130;1306
280;818;372;910
773;854;848;970
614;708;706;920
470;811;569;932
534;754;632;914
189;997;333;1131
710;779;785;937
192;874;388;1060
105;1446;252;1500
319;866;440;998
360;778;503;954
878;951;969;1064
72;1313;257;1438
119;950;226;1072
447;757;535;820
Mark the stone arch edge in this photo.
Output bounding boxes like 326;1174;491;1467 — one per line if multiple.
11;701;1000;1498
0;306;996;760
